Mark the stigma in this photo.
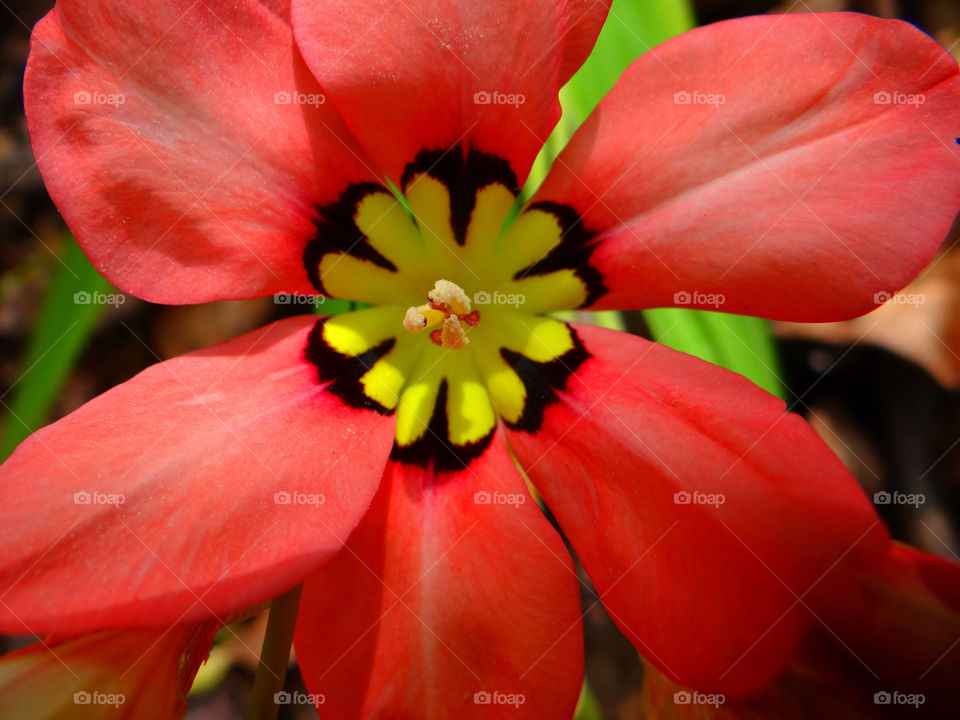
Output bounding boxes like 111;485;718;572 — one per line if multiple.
403;279;480;349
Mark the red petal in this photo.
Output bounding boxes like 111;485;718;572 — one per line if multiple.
536;13;960;320
504;323;888;694
24;1;375;304
0;317;394;635
559;1;612;84
294;435;583;718
290;0;568;184
813;542;960;695
0;622;217;718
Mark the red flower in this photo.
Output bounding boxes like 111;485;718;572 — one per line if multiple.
3;1;960;716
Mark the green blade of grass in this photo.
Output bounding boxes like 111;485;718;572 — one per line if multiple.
1;234;114;460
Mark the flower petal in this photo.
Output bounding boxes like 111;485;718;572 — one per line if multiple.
640;546;960;716
290;0;569;185
559;1;612;84
0;316;394;635
24;0;376;304
294;435;583;718
0;622;217;718
504;323;889;694
535;13;960;320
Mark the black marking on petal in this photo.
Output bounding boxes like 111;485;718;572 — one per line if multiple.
390;380;495;474
500;325;591;433
513;201;608;308
400;148;519;246
303;183;399;295
304;318;395;414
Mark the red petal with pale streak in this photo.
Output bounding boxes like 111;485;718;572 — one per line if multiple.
504;323;889;694
290;0;568;185
0;316;394;635
535;13;960;321
559;1;612;84
294;435;583;719
0;621;218;718
24;0;376;304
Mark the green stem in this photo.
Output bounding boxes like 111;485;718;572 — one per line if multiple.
246;585;303;720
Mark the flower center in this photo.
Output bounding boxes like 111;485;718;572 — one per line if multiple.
402;279;480;349
301;147;604;473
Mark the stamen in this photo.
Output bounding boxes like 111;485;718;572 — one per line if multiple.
403;278;480;349
428;279;471;316
403;306;428;333
440;315;468;349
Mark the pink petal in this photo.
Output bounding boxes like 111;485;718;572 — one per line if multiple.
295;435;583;718
0;317;394;635
536;13;960;320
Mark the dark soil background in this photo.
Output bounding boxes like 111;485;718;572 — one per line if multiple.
1;1;959;718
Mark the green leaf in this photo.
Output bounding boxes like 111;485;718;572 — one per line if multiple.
574;680;605;720
0;234;114;460
643;309;784;399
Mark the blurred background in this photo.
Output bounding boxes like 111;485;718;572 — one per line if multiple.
1;0;959;717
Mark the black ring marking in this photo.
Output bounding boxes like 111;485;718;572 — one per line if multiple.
389;379;496;475
304;318;396;415
304;183;401;296
400;148;520;246
500;325;591;433
512;201;607;308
